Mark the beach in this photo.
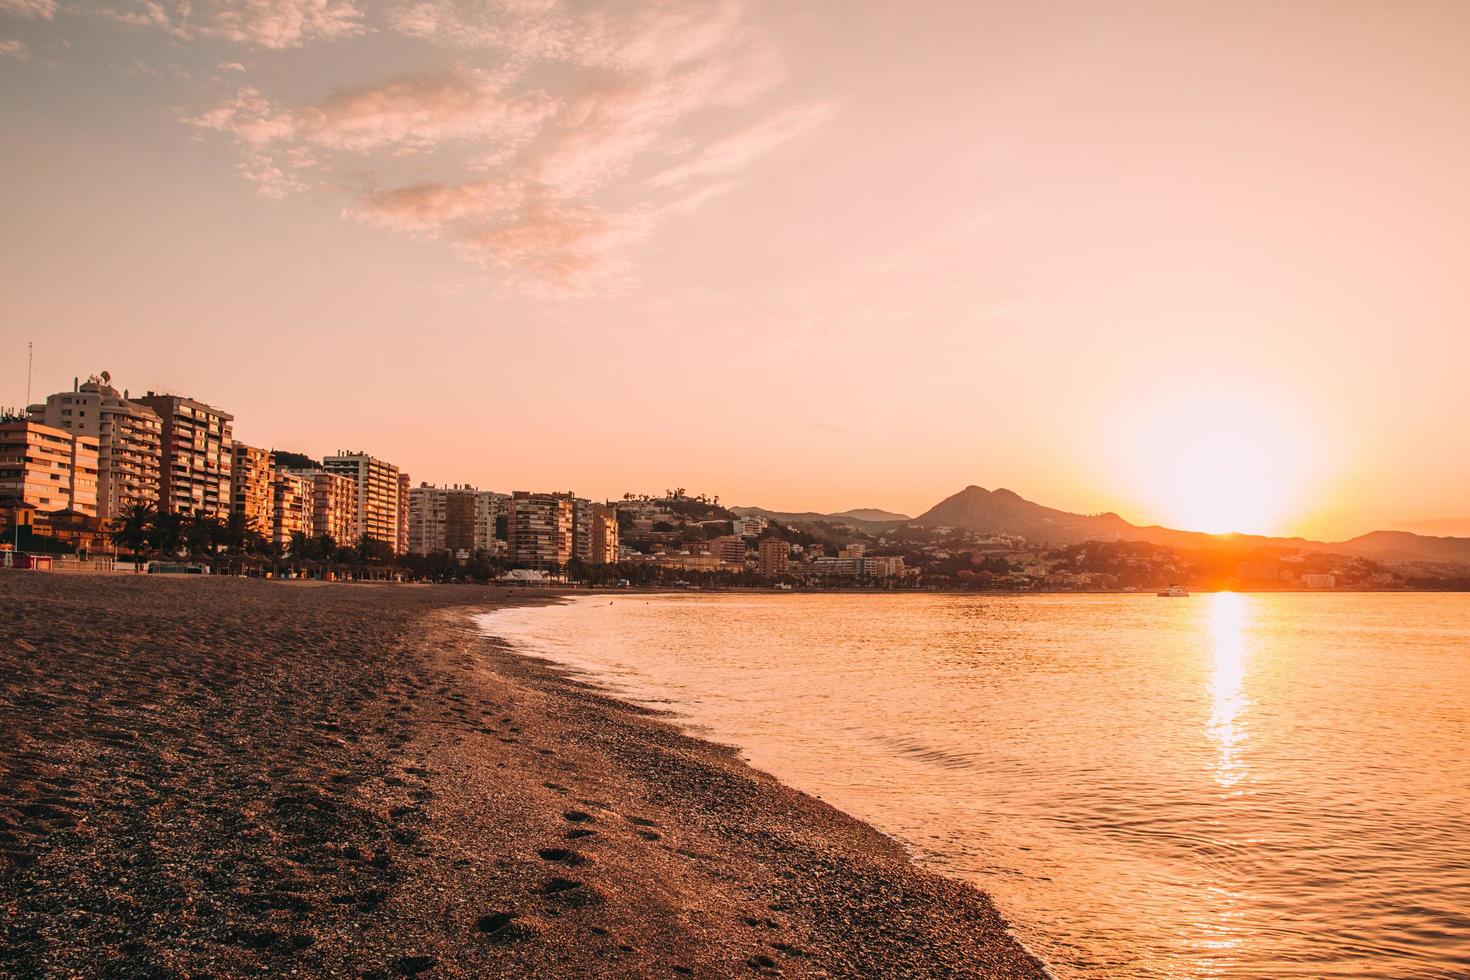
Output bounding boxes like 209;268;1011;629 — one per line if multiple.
0;574;1044;978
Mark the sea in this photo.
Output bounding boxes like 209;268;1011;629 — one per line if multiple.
480;592;1470;979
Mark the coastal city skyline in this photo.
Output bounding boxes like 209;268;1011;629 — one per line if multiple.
7;2;1470;540
2;354;1470;540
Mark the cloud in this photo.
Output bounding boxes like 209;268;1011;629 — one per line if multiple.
0;37;27;56
347;178;653;292
0;0;54;18
195;70;554;152
650;101;837;189
106;0;363;47
185;0;834;290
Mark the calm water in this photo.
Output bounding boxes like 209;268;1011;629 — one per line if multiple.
480;593;1470;978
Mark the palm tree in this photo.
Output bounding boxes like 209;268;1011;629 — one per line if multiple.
148;511;185;557
222;511;259;555
110;503;157;559
183;512;226;558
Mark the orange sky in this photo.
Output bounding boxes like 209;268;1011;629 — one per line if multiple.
3;1;1469;540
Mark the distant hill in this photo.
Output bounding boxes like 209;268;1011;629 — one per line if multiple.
271;449;321;471
1330;530;1470;564
730;506;907;532
914;486;1137;544
913;485;1470;564
831;508;911;522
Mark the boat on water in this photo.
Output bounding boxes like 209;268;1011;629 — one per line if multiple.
1157;584;1190;597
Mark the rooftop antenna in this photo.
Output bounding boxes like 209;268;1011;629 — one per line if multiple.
25;341;33;407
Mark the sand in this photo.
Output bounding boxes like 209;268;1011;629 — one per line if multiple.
0;573;1046;978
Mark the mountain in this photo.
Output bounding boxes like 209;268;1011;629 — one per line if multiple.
913;485;1470;563
739;486;1470;564
914;486;1136;544
1331;530;1470;564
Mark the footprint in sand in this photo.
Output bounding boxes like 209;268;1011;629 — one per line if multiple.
392;954;436;975
475;910;537;943
536;847;588;866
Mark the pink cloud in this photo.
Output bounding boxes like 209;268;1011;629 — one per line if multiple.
106;0;362;47
0;0;55;17
350;179;519;232
0;37;28;56
195;71;553;152
185;0;834;290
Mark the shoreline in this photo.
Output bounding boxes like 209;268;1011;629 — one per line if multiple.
1;573;1046;977
478;598;1059;977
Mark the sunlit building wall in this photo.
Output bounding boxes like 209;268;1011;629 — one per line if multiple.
272;470;314;551
29;374;162;521
322;451;404;552
0;418;99;518
231;443;275;536
507;492;573;568
132;392;234;517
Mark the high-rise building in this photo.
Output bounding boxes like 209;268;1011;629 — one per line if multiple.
304;470;357;545
758;538;790;577
322;451;404;552
569;496;594;563
0;417;99;518
707;535;748;564
29;374;162;521
507;492;573;568
231;443;275;536
566;497;619;564
133;392;234;517
397;471;410;556
272;470;314;551
408;484;501;555
590;502;619;564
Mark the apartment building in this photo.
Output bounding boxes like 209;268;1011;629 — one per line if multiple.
562;497;619;565
507;492;573;568
590;502;619;564
707;535;748;565
733;515;768;537
758;538;790;577
810;555;907;580
272;470;314;551
133;392;234;517
306;470;358;544
569;496;594;563
397;471;410;556
407;484;501;555
28;374;162;521
322;451;404;552
0;417;99;518
231;443;275;535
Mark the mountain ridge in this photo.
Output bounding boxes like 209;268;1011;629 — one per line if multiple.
740;486;1470;564
915;485;1470;563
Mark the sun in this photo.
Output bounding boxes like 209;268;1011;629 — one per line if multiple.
1113;386;1321;536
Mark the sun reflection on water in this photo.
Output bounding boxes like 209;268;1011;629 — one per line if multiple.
1208;591;1249;790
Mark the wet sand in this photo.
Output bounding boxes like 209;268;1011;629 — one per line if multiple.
0;574;1045;978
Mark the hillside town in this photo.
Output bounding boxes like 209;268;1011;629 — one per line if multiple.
1;371;1464;591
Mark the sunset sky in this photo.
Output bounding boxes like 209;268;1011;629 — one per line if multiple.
3;0;1469;540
